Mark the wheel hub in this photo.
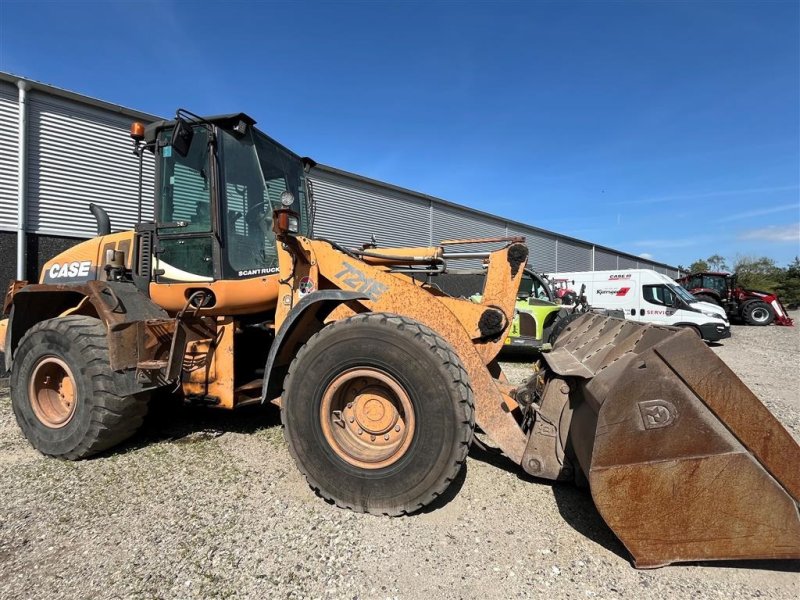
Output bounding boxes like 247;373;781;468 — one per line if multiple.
28;356;77;429
352;388;399;435
320;368;415;469
752;307;769;322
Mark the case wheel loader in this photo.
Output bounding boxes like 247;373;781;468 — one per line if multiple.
1;111;798;568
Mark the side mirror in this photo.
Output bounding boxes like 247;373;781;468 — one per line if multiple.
171;118;194;157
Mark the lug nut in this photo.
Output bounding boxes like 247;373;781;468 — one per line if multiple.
394;425;401;432
384;434;390;440
349;417;355;423
357;429;363;435
347;402;353;409
370;435;376;442
560;384;571;394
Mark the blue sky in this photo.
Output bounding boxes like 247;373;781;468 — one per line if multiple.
1;0;798;268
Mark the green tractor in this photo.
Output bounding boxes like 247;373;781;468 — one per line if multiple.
471;270;571;353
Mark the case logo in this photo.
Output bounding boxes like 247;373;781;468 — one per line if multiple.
48;261;92;280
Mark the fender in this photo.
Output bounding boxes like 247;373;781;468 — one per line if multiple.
4;280;169;375
261;290;369;404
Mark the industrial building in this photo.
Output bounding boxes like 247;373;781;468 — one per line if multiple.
0;71;681;293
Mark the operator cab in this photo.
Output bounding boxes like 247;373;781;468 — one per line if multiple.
142;112;311;284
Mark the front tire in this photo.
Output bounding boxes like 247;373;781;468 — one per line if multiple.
282;313;475;515
11;316;149;459
742;300;775;326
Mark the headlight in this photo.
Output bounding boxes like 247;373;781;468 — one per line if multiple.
701;310;722;319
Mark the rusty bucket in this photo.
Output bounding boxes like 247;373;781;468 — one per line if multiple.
543;313;800;568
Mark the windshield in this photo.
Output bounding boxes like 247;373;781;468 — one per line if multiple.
670;283;698;304
221;128;309;278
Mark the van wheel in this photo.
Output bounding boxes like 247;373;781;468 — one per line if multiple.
679;324;703;338
282;313;475;515
11;316;149;459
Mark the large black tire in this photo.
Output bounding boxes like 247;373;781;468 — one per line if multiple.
282;313;475;515
547;311;582;345
11;316;149;460
694;294;720;306
742;300;775;326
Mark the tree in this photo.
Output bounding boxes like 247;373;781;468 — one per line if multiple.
775;257;800;308
689;259;709;273
706;254;728;271
733;255;781;292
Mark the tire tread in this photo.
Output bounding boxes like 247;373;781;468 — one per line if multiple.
282;312;475;516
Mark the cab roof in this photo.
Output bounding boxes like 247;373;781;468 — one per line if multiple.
143;112;255;144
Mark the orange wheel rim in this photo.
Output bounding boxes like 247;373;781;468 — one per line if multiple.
320;367;416;470
28;356;77;428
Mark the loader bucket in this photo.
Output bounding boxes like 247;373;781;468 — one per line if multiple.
544;313;800;568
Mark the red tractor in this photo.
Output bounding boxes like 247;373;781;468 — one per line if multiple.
547;277;578;305
677;271;794;326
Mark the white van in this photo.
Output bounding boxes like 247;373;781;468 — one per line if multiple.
551;269;731;341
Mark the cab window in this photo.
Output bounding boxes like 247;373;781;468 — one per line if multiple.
155;126;214;281
643;284;676;307
702;276;726;295
158;127;212;232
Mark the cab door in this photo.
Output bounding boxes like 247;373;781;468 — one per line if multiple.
153;124;219;284
641;284;678;325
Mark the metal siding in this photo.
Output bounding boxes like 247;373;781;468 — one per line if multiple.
508;225;556;272
595;248;617;270
310;172;430;249
555;238;592;272
618;255;638;269
432;203;506;269
27;92;154;237
0;81;18;231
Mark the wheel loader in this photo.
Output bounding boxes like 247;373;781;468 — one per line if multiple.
1;111;798;568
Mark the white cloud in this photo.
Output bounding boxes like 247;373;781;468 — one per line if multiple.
638;252;654;260
717;203;800;223
614;184;799;206
738;223;800;243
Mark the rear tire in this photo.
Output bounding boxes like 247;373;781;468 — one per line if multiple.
282;312;475;515
742;300;775;326
11;316;149;459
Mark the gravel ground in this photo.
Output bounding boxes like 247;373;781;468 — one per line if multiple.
0;314;798;599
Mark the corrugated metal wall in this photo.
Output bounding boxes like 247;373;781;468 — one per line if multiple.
431;204;506;268
509;224;557;272
0;81;18;231
594;248;618;270
313;171;431;248
26;91;154;238
555;238;592;272
0;75;681;279
310;167;679;276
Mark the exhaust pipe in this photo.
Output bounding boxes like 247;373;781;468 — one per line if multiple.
89;203;111;236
